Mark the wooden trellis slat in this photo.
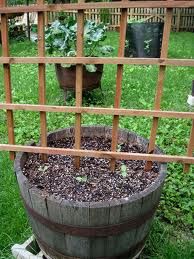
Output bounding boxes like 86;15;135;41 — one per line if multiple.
145;8;173;171
1;144;194;165
1;57;194;67
0;0;15;160
111;1;128;171
1;103;194;120
75;0;84;168
1;1;194;14
37;0;47;162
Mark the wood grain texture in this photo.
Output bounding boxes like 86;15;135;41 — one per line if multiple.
37;0;47;162
89;203;110;257
115;196;142;255
60;200;90;257
1;103;194;119
14;147;44;238
1;57;194;66
74;1;84;168
133;172;165;246
16;169;42;243
1;0;15;160
105;200;121;256
2;143;194;164
46;196;67;254
28;187;57;253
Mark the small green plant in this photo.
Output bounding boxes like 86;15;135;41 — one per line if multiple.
120;164;127;178
31;24;37;33
76;175;88;183
144;39;152;54
38;165;49;173
45;16;114;72
117;144;121;152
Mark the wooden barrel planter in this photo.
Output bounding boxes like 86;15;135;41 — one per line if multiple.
55;64;103;98
14;126;166;259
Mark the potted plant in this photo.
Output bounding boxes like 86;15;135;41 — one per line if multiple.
125;18;164;58
15;126;167;258
45;16;114;99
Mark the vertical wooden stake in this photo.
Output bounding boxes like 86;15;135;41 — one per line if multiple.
145;8;173;171
74;0;84;169
37;0;47;161
110;1;128;171
1;0;15;160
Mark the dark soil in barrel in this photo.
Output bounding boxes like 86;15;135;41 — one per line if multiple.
23;137;160;202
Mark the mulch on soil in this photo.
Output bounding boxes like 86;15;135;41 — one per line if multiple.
23;137;159;202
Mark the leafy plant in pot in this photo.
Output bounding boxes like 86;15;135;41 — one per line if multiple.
45;16;114;100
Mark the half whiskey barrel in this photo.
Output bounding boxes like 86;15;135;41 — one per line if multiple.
14;126;166;259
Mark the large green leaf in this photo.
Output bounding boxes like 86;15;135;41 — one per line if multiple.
85;64;97;73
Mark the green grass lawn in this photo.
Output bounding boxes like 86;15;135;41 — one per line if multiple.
0;31;194;258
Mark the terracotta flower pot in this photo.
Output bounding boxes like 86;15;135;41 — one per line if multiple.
55;64;104;95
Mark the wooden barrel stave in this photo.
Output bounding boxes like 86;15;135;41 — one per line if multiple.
28;188;63;254
15;126;166;259
17;174;163;258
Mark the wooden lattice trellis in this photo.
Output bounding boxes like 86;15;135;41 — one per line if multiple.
45;8;194;32
0;0;194;173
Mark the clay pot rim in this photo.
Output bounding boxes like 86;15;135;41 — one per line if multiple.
55;63;103;70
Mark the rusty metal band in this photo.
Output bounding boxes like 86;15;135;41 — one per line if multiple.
23;197;158;237
36;234;147;259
